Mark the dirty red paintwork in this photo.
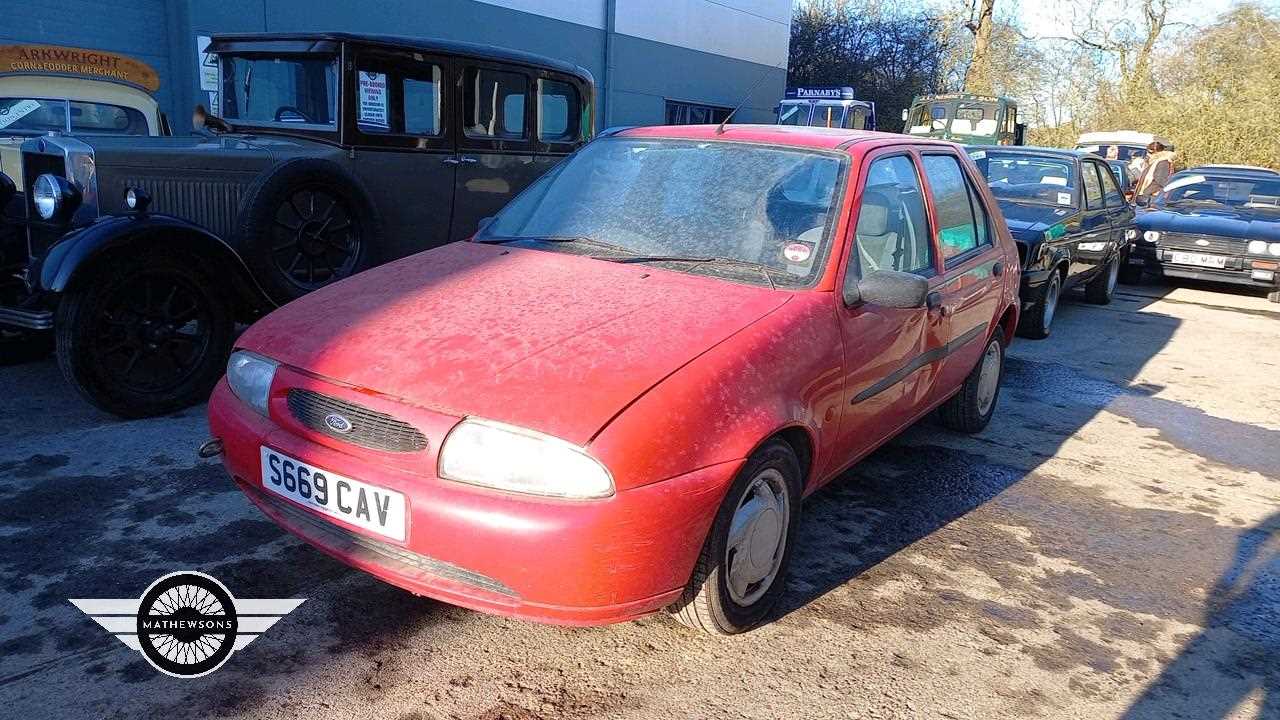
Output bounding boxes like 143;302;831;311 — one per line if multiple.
209;125;1021;625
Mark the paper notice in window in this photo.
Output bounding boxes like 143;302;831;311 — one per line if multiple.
0;99;41;131
1057;192;1073;205
358;71;388;127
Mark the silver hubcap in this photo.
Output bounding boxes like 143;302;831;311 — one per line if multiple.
1107;257;1119;294
1043;276;1060;328
725;468;790;606
976;339;1002;416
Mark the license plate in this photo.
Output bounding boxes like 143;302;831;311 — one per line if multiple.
259;447;407;541
1165;251;1227;269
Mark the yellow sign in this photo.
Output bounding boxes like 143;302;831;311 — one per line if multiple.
0;44;160;93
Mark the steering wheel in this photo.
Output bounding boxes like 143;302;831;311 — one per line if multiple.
274;106;313;124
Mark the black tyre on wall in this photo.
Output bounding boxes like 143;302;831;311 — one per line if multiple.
669;439;803;635
237;158;382;304
55;254;235;418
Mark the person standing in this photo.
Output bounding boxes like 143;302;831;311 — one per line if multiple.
1135;141;1177;205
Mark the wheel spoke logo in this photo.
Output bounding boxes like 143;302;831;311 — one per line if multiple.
70;571;304;678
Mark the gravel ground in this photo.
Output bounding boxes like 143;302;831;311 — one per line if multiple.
0;277;1276;720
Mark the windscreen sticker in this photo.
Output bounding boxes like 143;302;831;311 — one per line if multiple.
0;99;41;130
358;71;388;127
783;243;812;263
1057;192;1073;205
967;150;986;161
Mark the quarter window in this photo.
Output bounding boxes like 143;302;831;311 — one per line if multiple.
849;155;935;279
538;79;580;142
465;68;528;139
922;154;990;262
1082;162;1105;209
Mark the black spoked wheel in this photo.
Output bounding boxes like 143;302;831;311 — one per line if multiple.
269;186;362;293
56;254;235;418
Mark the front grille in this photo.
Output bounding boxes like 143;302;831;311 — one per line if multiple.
1161;233;1244;256
287;389;428;453
256;487;517;598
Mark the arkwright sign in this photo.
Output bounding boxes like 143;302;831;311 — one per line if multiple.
0;44;160;92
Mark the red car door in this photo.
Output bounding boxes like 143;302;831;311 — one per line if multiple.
917;150;1004;401
828;149;949;477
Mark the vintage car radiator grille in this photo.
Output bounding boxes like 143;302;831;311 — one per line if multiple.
287;389;429;453
1160;233;1244;256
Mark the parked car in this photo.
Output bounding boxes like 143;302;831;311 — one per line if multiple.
208;125;1021;635
966;146;1135;338
1189;164;1278;177
0;32;594;416
1132;168;1280;303
1075;130;1173;179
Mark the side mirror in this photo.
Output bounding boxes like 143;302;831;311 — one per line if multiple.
846;270;930;309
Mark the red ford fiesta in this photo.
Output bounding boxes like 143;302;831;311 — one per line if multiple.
208;125;1020;634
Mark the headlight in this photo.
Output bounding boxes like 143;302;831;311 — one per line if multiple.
33;174;62;220
1248;240;1267;254
1143;230;1161;243
1125;229;1137;240
1270;242;1280;257
226;350;279;417
439;418;614;499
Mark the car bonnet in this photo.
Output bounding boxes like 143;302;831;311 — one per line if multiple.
236;241;794;445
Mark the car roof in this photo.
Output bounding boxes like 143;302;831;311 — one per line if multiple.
209;32;592;80
1192;164;1279;176
964;144;1087;160
614;124;958;151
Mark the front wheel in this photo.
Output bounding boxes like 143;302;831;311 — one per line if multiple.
1268;290;1280;304
1085;254;1119;305
938;332;1005;434
669;439;802;635
55;254;235;418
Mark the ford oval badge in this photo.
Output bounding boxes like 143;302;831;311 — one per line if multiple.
1195;239;1210;247
324;414;353;434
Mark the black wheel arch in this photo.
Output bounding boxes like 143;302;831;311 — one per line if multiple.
38;214;273;323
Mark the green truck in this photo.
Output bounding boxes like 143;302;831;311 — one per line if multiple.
903;93;1025;146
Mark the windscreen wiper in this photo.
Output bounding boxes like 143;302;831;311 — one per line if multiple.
476;235;633;254
598;255;779;290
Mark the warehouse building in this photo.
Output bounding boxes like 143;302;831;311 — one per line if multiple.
1;0;791;132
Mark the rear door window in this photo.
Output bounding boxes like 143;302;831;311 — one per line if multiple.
1098;163;1124;207
921;154;991;264
1082;162;1105;210
464;68;528;139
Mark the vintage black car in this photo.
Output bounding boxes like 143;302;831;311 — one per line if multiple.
1132;168;1280;303
967;146;1135;338
0;33;594;416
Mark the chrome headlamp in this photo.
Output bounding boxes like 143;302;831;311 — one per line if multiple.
1142;230;1161;243
439;418;614;499
33;173;80;222
226;350;279;417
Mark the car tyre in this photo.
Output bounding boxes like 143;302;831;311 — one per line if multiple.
55;254;235;418
938;330;1006;434
1268;290;1280;304
0;328;54;366
1017;270;1060;339
669;439;802;635
237;158;382;304
1085;254;1119;305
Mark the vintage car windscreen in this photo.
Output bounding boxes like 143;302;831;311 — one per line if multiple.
218;55;338;130
1158;174;1280;213
0;98;149;135
479;138;846;288
970;151;1077;207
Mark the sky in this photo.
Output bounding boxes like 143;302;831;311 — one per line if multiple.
1011;0;1264;40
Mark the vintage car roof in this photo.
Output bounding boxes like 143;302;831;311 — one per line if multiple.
209;32;592;81
1076;130;1172;148
614;125;956;151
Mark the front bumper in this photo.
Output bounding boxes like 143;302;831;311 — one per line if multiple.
1131;245;1280;289
208;379;739;626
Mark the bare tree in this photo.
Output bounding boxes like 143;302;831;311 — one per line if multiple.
964;0;997;94
1067;0;1179;96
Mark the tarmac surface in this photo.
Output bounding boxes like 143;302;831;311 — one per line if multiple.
0;277;1276;719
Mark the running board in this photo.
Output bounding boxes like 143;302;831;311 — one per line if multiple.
0;306;53;331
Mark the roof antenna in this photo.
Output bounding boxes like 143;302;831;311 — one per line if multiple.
716;63;783;135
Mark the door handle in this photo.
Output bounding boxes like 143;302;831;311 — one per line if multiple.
992;261;1004;276
442;157;461;165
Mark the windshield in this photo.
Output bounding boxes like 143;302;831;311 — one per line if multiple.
908;101;1000;138
218;55;338;130
1157;174;1280;212
809;103;846;128
0;97;149;135
478;137;847;288
777;102;809;126
969;151;1077;207
1078;143;1146;162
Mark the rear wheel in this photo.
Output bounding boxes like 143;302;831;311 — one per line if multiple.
55;254;235;418
939;332;1005;434
1017;271;1060;339
669;439;801;635
1085;254;1119;305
